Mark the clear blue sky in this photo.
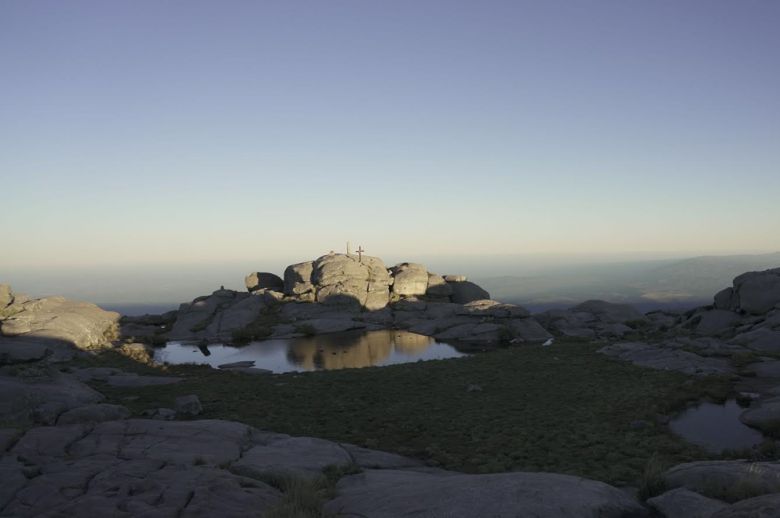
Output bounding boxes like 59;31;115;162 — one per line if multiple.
2;0;779;271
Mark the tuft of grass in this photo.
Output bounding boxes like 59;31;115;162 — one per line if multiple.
637;455;669;501
261;464;361;518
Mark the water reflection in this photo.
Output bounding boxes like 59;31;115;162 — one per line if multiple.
669;399;766;453
155;330;465;373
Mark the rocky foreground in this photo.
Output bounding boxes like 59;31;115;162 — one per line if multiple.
2;262;780;516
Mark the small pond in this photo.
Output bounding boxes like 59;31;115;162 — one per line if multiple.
154;330;466;373
669;399;767;453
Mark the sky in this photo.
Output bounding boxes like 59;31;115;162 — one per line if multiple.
2;1;779;283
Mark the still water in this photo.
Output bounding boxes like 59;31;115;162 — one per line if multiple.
154;330;466;373
669;399;766;453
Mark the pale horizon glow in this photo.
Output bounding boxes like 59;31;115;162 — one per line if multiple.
2;1;779;273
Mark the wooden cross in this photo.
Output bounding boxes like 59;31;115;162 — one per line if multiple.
356;245;365;262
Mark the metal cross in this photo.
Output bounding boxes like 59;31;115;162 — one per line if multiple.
356;246;365;262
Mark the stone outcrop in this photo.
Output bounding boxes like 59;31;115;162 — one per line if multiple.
324;469;648;517
537;300;646;340
390;263;428;297
598;342;735;376
0;288;119;349
712;268;780;314
244;272;284;292
168;289;269;341
313;254;392;310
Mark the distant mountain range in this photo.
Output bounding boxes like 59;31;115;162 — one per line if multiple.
475;252;780;312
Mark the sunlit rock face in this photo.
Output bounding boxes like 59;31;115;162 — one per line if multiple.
279;254;490;310
313;254;392;310
0;289;119;349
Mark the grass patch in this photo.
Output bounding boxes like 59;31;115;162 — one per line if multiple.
87;341;730;486
261;463;361;518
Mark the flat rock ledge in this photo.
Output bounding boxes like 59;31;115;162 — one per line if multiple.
0;418;650;518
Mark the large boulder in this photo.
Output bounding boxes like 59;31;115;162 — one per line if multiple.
168;289;269;341
734;268;780;315
0;284;13;308
283;261;315;297
391;263;428;297
312;254;391;310
426;273;453;298
244;272;283;292
449;281;490;304
324;469;647;517
0;295;119;349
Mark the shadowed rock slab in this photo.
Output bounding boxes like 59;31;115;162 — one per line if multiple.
340;443;424;469
696;310;742;336
733;268;780;315
448;281;490;304
712;493;780;517
231;436;352;480
324;469;648;517
245;272;284;292
599;342;734;376
0;339;51;365
0;374;104;426
647;487;728;518
67;419;254;466
57;404;131;425
740;396;780;433
663;461;780;498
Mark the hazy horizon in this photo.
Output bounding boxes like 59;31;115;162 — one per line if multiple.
2;1;779;309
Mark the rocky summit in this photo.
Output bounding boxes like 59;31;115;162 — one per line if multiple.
2;262;780;517
126;253;553;346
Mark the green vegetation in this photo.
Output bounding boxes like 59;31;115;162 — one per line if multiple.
262;464;362;518
81;341;733;486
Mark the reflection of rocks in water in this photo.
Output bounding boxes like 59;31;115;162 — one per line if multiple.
286;330;400;370
198;344;211;356
392;332;433;354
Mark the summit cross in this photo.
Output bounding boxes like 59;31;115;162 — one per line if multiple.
356;246;365;262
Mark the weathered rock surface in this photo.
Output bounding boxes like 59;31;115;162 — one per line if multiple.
244;271;284;292
313;254;392;310
168;289;267;341
2;419;285;517
390;263;428;297
57;403;131;425
712;493;780;517
448;280;490;304
0;373;105;426
647;487;728;518
324;469;648;517
0;284;14;308
663;460;780;499
283;261;315;296
537;300;645;339
598;342;734;376
0;293;119;349
231;436;353;480
739;396;780;433
733;268;780;315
